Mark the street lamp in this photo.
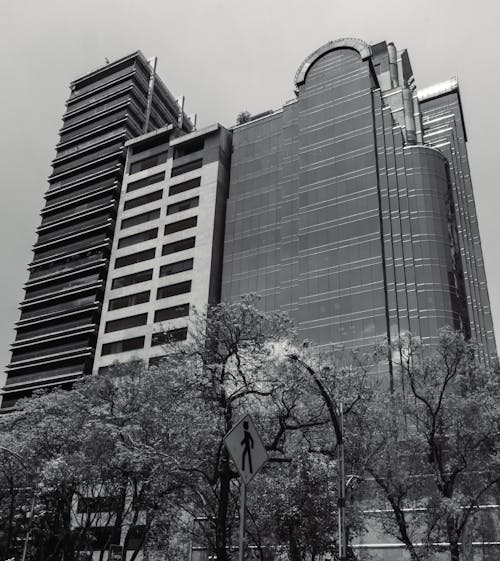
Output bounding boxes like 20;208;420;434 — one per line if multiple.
286;354;347;561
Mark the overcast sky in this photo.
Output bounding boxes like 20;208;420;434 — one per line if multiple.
1;0;499;375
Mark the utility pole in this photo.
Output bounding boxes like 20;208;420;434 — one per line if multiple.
286;355;347;560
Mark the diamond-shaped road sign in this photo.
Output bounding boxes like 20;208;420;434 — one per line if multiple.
224;414;268;484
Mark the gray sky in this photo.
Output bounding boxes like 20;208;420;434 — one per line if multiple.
1;0;499;375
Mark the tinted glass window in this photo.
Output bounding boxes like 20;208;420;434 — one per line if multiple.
104;313;148;333
120;208;160;230
118;228;158;249
167;196;199;215
111;269;153;289
169;177;201;196
164;217;197;235
115;248;155;269
102;336;145;355
159;258;193;277
173;139;204;159
126;172;165;193
157;280;192;300
154;303;190;322
108;291;150;311
171;159;203;177
129;151;168;174
124;189;163;211
162;237;195;255
151;327;188;345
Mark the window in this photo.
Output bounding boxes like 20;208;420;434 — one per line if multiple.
129;151;168;174
167;196;199;215
120;208;160;230
149;355;167;367
154;303;190;322
164;216;197;235
169;177;201;196
157;280;191;300
159;258;193;277
108;291;150;311
126;172;165;193
162;237;195;255
131;139;169;155
151;327;188;346
173;138;204;159
171;158;203;177
118;228;158;249
111;269;153;289
104;313;148;333
124;189;162;211
102;336;144;355
115;248;155;269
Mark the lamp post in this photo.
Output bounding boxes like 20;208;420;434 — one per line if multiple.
286;355;347;561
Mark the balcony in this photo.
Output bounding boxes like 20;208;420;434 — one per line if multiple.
59;114;129;145
4;363;86;389
56;128;128;159
19;294;98;322
7;346;93;369
49;160;122;191
33;230;111;263
66;78;136;113
41;196;115;227
16;303;99;329
37;211;113;244
16;316;96;342
70;64;136;99
24;277;103;303
46;172;119;204
29;250;106;281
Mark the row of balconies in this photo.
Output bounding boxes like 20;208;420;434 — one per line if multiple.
64;81;148;128
69;61;139;100
19;290;99;325
24;271;103;301
29;246;107;281
41;194;115;228
37;207;115;244
33;226;112;262
46;170;118;207
10;332;95;364
15;310;97;343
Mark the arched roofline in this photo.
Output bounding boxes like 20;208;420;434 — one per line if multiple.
294;38;372;92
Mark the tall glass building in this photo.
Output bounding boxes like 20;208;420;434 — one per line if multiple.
222;38;496;364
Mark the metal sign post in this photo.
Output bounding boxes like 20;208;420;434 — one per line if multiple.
238;481;247;561
224;414;268;561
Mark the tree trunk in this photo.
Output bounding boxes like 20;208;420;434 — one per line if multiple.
215;450;231;561
287;525;301;561
446;517;461;561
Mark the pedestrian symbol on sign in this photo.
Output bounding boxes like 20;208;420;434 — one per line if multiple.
224;414;268;484
241;421;254;473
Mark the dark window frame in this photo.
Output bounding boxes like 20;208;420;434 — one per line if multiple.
164;216;197;235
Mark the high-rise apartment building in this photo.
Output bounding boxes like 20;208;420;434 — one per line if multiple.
2;52;192;409
2;38;496;402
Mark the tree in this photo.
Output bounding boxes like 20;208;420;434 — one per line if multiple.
249;451;337;561
355;329;500;561
236;110;252;124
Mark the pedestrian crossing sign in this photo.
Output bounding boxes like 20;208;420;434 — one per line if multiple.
224;414;268;484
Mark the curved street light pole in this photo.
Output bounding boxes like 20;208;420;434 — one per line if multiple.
286;355;346;561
